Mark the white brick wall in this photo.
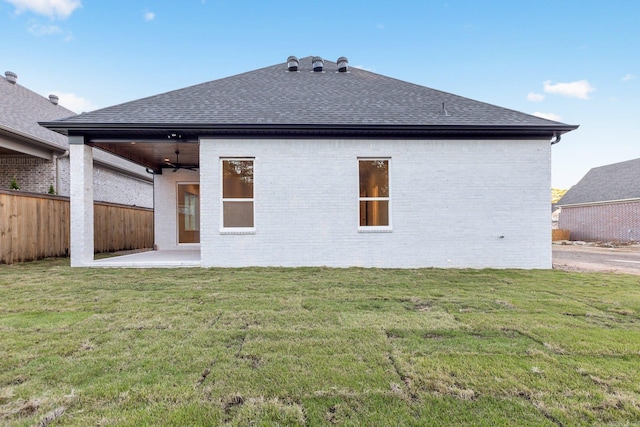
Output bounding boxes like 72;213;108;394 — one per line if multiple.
93;166;153;208
56;156;70;195
69;143;94;266
188;138;551;268
58;157;153;208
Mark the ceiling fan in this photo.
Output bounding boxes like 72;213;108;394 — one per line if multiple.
165;149;198;172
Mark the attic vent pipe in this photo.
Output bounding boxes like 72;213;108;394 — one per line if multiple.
5;71;17;84
287;56;299;71
337;57;349;72
442;102;450;116
312;56;324;72
49;94;59;105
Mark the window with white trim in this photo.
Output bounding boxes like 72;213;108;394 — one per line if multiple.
359;159;390;228
221;158;254;229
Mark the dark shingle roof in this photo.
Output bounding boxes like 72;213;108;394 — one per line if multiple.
1;73;151;179
46;56;576;133
557;158;640;205
0;73;76;150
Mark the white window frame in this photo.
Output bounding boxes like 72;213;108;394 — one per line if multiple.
358;157;392;233
220;157;255;234
176;182;200;245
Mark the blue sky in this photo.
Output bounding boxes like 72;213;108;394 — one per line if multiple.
2;0;638;189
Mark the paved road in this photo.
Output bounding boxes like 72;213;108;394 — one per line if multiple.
553;244;640;275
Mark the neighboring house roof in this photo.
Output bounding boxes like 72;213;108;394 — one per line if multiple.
1;71;151;180
43;56;577;137
0;71;75;154
557;157;640;205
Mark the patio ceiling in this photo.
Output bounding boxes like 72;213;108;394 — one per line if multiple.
90;140;199;172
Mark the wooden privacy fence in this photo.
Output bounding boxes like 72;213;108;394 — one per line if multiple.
0;190;153;264
552;229;570;241
94;201;153;254
0;190;70;264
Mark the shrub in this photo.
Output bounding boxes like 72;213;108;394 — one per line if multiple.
9;177;19;190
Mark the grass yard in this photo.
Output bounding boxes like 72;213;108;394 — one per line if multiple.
0;260;639;426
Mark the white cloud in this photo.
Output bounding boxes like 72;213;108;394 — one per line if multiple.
622;73;636;82
50;91;97;113
543;79;594;100
26;18;72;38
143;11;155;21
27;21;62;35
527;92;545;102
532;112;562;122
5;0;81;19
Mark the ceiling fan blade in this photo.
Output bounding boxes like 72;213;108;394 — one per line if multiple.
165;149;198;172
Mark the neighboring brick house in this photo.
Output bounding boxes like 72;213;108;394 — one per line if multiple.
42;56;578;268
0;71;153;207
557;158;640;242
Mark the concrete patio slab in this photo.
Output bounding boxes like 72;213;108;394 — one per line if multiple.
91;250;201;268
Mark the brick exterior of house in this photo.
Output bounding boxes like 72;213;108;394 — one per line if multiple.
0;156;56;193
557;158;640;243
1;71;153;208
54;56;576;268
0;155;153;207
192;137;552;269
558;201;640;243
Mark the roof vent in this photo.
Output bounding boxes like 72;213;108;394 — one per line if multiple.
312;56;324;72
5;71;17;84
287;55;299;72
337;57;349;72
49;94;59;105
442;102;450;116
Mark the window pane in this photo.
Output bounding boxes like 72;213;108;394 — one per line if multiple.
359;160;389;197
223;201;254;228
223;160;253;198
177;184;200;243
359;200;389;226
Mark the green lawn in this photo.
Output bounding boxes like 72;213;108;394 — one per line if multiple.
1;259;639;426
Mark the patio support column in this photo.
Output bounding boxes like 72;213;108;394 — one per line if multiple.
199;139;215;267
69;138;94;266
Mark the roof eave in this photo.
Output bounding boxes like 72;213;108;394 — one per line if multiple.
558;197;640;207
1;124;67;154
39;122;579;139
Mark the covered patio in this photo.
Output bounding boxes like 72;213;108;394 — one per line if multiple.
57;136;201;268
92;250;201;268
